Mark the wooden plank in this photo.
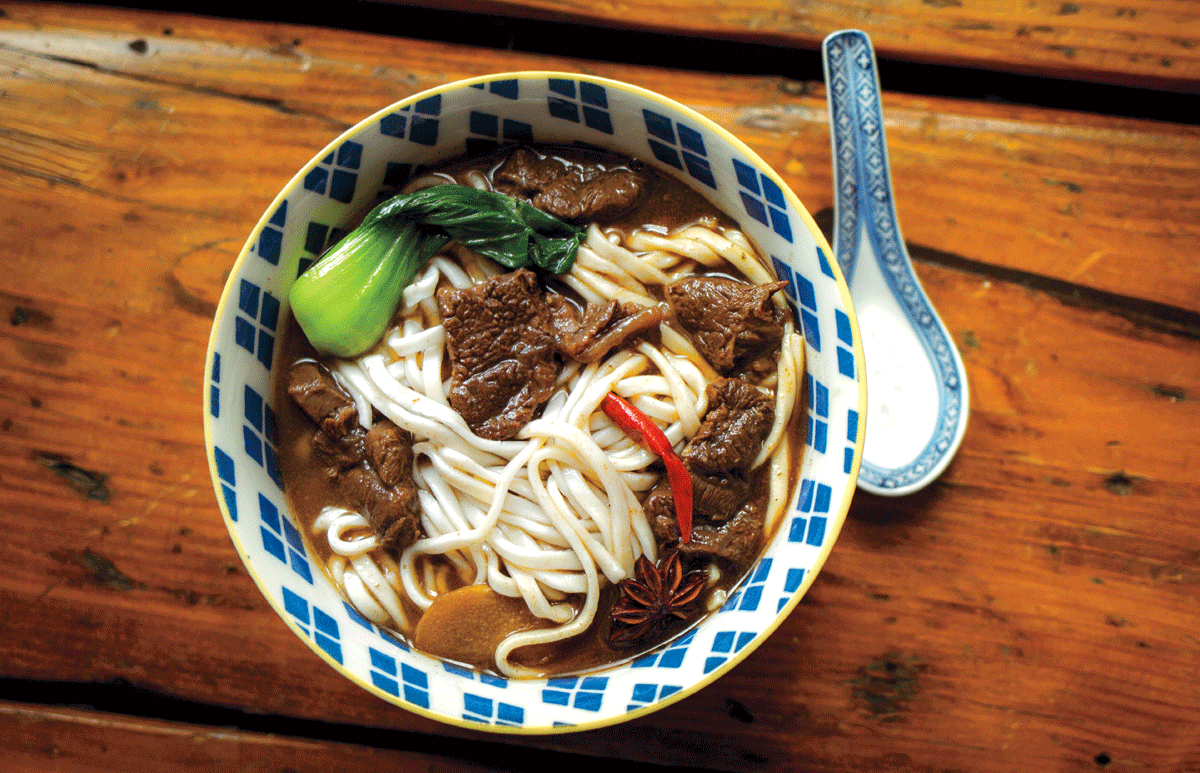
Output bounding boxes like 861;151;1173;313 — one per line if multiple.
0;4;1196;773
1;3;1196;315
0;700;639;772
1;701;426;773
373;0;1200;92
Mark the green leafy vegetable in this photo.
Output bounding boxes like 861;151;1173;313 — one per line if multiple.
289;217;447;359
289;185;586;358
364;186;585;274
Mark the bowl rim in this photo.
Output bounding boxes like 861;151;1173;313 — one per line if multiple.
202;70;867;734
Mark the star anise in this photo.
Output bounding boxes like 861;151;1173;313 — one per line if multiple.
609;550;706;645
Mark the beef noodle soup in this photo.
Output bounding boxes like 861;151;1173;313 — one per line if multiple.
275;146;806;678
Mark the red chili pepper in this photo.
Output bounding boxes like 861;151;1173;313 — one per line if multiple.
601;392;693;543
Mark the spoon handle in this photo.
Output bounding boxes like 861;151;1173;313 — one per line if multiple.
824;29;903;284
823;29;969;495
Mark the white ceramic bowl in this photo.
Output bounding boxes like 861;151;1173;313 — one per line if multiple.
203;72;866;733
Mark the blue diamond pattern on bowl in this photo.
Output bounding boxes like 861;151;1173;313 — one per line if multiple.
641;109;715;188
369;657;430;708
463;693;525;726
807;375;830;455
778;567;807;612
258;493;310;582
630;629;695;669
255;202;286;265
409;97;442;146
545;79;613;134
369;646;399;695
209;352;221;419
241;385;281;489
844;409;860;474
301;142;361;203
279;585;342;661
772;253;823;352
543;676;608;712
467;110;535;155
704;630;757;674
212;445;236;521
472;79;521;100
378;99;444;147
627;682;682;711
722;558;772;613
733;158;793;240
232;280;280;370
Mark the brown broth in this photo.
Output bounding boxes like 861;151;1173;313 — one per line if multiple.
274;146;806;677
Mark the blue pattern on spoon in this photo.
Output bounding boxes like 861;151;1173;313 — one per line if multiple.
823;30;969;495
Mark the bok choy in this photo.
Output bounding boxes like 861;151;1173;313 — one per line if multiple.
289;185;586;358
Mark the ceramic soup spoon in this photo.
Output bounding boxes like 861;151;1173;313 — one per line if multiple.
822;29;970;496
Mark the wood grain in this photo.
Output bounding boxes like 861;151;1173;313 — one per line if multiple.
375;0;1200;92
2;4;1196;314
0;3;1197;773
0;700;620;772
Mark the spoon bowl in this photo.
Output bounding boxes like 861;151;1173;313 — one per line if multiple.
823;29;969;496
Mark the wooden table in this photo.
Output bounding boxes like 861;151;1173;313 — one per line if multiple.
2;2;1198;770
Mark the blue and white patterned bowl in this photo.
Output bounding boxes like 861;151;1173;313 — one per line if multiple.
203;72;866;733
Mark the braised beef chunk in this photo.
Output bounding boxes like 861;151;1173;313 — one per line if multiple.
646;485;766;566
335;462;421;551
312;428;366;471
547;295;612;352
665;277;788;373
438;269;558;440
365;420;415;489
643;378;775;563
546;294;665;363
494;147;647;224
289;366;424;551
690;471;749;521
308;420;423;551
354;419;421;550
288;360;358;438
683;378;775;474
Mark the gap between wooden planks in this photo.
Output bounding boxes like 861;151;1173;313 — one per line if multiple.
368;0;1200;92
0;699;693;773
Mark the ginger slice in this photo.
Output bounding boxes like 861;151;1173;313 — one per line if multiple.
413;584;551;670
